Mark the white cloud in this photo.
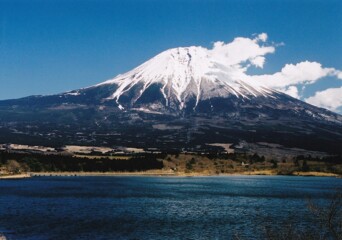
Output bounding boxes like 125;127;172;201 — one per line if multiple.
305;87;342;111
207;35;339;97
282;86;299;99
204;33;342;113
338;71;342;80
250;56;266;68
255;33;268;42
250;61;338;90
210;34;275;68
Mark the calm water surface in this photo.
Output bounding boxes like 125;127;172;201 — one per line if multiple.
0;175;340;239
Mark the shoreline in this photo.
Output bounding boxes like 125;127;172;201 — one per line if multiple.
0;174;31;179
0;170;340;179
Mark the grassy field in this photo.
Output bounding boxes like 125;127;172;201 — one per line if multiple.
1;150;341;177
161;153;342;176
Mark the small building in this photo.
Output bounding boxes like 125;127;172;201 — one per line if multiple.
241;162;249;167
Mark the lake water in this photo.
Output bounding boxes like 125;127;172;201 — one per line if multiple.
0;176;340;239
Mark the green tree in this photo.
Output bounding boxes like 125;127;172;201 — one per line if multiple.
302;159;309;172
270;159;278;168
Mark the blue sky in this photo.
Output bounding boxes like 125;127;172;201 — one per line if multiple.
0;0;341;112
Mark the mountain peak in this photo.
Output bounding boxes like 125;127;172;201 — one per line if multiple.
1;43;341;154
96;46;274;110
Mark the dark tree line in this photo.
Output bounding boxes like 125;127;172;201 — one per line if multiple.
0;151;163;172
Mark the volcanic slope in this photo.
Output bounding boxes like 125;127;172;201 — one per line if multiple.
0;46;341;154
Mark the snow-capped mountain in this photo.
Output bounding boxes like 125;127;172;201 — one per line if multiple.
95;46;275;111
0;45;341;154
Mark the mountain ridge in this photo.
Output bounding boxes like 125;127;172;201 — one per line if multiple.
0;45;341;154
92;46;278;111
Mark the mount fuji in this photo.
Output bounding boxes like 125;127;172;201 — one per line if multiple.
0;46;341;154
95;46;276;112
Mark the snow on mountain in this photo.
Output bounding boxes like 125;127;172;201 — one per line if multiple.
6;41;336;125
0;40;341;154
96;46;276;110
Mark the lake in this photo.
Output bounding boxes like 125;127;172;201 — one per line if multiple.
0;176;340;239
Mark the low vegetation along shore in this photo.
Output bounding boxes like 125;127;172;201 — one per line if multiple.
0;146;341;179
